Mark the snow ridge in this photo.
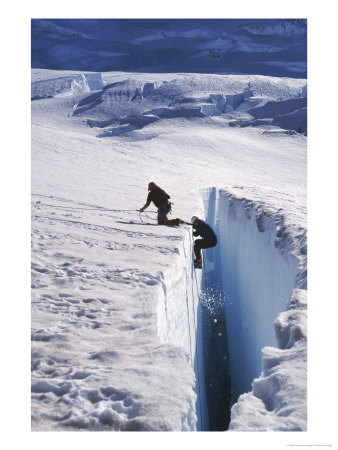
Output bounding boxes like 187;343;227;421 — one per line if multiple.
31;19;307;77
230;289;307;431
67;74;307;135
240;19;307;37
31;72;103;100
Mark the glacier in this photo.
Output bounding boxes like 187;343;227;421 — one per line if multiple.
30;69;308;436
31;72;104;99
153;187;307;431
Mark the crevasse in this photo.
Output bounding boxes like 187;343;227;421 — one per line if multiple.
157;188;306;431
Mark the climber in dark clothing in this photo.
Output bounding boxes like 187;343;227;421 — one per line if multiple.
191;216;217;268
139;182;181;226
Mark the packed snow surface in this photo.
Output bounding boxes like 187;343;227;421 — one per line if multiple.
31;69;307;431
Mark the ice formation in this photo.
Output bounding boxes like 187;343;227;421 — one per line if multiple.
31;72;103;99
154;188;307;431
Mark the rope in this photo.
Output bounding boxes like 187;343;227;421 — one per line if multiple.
139;211;158;224
185;276;194;370
32;202;136;212
202;259;210;292
141;211;157;221
32;214;124;231
187;229;204;431
32;200;168;228
139;212;147;224
32;201;158;214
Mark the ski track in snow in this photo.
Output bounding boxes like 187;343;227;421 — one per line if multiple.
31;69;307;431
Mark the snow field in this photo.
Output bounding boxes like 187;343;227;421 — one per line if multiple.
31;201;199;430
31;69;307;432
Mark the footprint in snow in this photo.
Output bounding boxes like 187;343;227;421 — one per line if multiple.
33;266;50;274
74;285;90;291
31;380;71;397
144;279;158;286
82;298;96;303
70;370;91;380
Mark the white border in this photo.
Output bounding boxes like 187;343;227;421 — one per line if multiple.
2;1;338;449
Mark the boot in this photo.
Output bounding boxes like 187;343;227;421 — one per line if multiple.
169;218;181;226
194;259;202;269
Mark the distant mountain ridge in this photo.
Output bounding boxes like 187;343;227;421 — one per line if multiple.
31;19;307;78
239;19;306;36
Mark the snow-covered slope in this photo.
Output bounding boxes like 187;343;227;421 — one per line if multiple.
31;69;307;431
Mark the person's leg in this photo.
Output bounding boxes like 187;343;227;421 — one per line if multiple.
166;218;180;226
194;239;204;260
194;238;217;259
158;209;167;225
160;207;181;226
163;216;171;225
207;237;217;249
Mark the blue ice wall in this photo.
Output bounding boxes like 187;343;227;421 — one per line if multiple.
202;189;300;402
